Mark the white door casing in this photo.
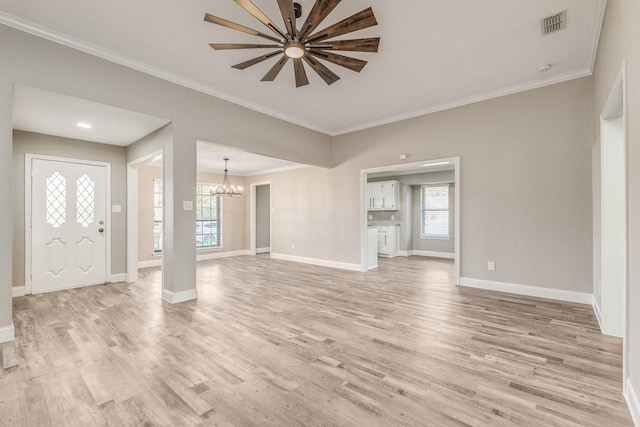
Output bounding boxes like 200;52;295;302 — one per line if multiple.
30;158;108;293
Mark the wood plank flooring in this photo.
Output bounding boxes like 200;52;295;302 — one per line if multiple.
2;255;633;426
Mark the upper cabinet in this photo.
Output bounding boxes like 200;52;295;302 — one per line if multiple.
367;180;399;211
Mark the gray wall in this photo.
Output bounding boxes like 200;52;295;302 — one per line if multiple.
12;130;127;287
256;185;271;250
592;0;640;396
333;77;593;291
0;23;331;332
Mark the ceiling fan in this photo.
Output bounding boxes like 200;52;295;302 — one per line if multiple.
204;0;380;87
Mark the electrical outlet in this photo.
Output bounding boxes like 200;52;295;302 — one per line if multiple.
291;243;295;249
391;215;395;220
368;215;373;220
488;261;496;271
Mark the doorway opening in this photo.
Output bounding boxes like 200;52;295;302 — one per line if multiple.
251;183;272;255
360;157;460;283
598;62;627;386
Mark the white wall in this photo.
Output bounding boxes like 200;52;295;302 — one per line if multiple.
592;0;640;405
12;130;128;288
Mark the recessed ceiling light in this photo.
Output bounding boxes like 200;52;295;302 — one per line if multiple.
76;122;92;129
538;64;552;73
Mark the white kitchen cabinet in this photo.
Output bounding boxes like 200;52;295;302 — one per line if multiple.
377;225;398;257
367;180;399;211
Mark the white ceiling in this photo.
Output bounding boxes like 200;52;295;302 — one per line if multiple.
12;85;171;146
13;84;304;174
1;0;605;135
196;141;306;175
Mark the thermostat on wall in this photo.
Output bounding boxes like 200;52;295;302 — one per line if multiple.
183;201;193;211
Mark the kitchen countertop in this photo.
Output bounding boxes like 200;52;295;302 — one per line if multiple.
368;221;401;226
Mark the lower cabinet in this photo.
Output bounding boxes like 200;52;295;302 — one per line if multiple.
377;225;398;257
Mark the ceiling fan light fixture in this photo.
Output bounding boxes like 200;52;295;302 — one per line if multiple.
204;1;379;87
284;41;305;59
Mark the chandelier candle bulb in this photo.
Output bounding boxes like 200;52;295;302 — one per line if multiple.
211;158;243;197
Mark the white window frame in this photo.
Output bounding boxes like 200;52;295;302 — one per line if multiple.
195;183;223;250
153;180;223;252
421;184;451;239
153;178;163;253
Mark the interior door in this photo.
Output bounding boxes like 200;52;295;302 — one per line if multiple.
31;158;107;293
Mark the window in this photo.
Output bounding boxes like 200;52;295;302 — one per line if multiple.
421;185;450;238
196;184;222;249
153;181;222;252
153;179;163;253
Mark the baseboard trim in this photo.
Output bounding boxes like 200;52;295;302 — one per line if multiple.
256;247;271;254
109;273;127;283
197;250;250;261
270;253;362;272
410;250;455;259
138;259;162;269
12;286;26;297
592;295;603;332
162;288;198;304
0;323;15;343
459;277;592;304
626;377;640;427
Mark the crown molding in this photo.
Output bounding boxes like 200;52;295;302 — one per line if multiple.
1;9;603;139
0;13;331;135
588;0;608;73
331;68;593;136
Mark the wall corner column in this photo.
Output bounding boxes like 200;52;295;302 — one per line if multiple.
161;126;197;304
0;83;14;342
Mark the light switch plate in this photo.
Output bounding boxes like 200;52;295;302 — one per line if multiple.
488;261;496;271
183;201;193;211
111;205;122;213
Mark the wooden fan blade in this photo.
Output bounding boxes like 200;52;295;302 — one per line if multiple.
306;7;377;43
276;0;297;37
234;0;288;39
210;44;280;50
262;55;289;81
293;58;309;87
204;14;281;43
309;50;367;72
303;55;340;85
310;37;380;52
298;0;342;41
232;51;282;70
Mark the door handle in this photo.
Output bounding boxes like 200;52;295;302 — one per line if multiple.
99;228;104;233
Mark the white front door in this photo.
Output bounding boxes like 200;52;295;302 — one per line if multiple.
31;158;107;293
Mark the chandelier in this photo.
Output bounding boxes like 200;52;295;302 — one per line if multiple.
211;158;243;197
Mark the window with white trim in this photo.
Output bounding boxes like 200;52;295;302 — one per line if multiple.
421;184;450;238
153;181;222;252
153;179;163;253
195;184;222;249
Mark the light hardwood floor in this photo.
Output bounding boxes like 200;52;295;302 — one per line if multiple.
2;255;633;426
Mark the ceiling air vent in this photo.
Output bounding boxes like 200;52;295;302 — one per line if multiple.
541;10;567;35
